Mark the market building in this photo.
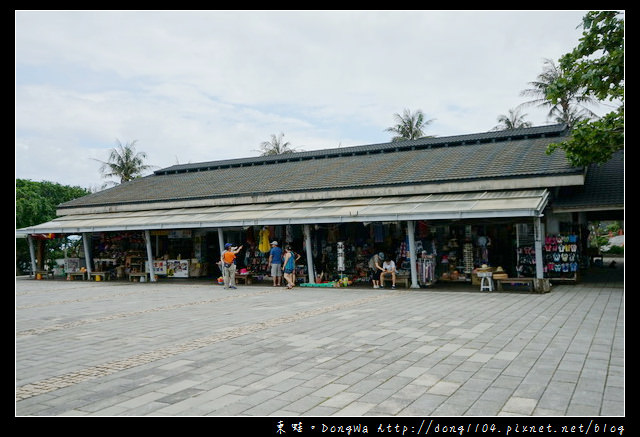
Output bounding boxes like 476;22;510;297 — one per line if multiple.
16;124;624;291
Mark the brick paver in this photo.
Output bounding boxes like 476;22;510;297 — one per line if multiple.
15;266;624;417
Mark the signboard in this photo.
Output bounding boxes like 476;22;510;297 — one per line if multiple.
166;259;189;278
152;260;167;275
64;258;80;272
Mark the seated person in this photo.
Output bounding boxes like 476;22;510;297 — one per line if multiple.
380;256;397;289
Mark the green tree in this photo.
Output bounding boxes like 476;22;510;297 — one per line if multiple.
16;179;90;274
16;179;89;229
492;108;532;131
95;139;155;186
257;133;300;156
385;109;435;142
546;11;624;166
519;58;598;128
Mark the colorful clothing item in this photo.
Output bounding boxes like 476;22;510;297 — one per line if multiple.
284;253;295;274
259;228;270;253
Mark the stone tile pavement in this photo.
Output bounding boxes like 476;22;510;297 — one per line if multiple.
15;264;624;417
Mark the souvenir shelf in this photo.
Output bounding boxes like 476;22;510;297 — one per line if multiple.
515;223;536;278
246;248;270;277
543;234;580;282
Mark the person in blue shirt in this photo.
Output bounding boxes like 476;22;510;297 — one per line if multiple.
268;241;283;287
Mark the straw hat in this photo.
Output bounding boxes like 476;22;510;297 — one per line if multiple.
495;266;505;273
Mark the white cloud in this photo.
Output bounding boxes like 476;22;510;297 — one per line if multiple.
15;10;595;189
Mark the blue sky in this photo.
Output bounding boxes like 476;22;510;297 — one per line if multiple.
15;10;596;190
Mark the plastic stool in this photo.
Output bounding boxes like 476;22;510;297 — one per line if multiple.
477;272;493;292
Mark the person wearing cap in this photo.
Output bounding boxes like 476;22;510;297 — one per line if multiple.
221;243;243;289
368;252;385;289
268;241;283;287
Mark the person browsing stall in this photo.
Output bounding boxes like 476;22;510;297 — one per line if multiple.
282;246;296;290
369;252;385;289
268;241;283;287
221;243;243;290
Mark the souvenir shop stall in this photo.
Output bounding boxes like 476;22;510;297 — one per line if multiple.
233;220;524;288
514;221;585;283
83;230;210;281
62;218;572;287
415;221;516;286
236;225;313;283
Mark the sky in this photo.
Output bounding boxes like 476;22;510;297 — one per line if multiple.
15;10;596;190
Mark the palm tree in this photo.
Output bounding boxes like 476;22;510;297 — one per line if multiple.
95;140;154;185
492;108;533;131
385;109;435;142
519;58;598;128
256;133;300;156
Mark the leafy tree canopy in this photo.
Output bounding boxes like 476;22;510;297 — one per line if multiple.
16;179;90;229
257;133;301;156
95;139;155;186
492;108;532;131
386;109;435;142
546;11;624;167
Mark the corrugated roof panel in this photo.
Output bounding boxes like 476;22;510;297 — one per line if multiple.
17;189;549;235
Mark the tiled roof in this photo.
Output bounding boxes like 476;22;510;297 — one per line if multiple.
60;124;579;209
553;150;624;210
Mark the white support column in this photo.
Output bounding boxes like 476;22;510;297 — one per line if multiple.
144;230;157;282
534;217;544;279
217;228;225;256
27;235;37;277
82;233;92;277
406;220;420;288
304;224;315;284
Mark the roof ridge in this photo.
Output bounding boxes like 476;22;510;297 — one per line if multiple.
155;123;568;175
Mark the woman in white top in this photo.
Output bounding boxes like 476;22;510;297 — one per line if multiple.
380;257;397;289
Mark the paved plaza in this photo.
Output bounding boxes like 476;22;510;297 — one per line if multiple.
15;263;624;417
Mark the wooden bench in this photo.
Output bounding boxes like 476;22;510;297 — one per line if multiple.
129;272;149;282
382;274;410;288
89;272;109;281
235;273;253;285
66;272;86;280
35;270;55;279
495;277;534;292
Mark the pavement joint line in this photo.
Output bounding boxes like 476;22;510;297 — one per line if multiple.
16;290;152;309
17;282;221;309
16;288;282;337
15;290;402;402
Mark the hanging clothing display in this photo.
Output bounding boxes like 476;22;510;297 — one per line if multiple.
417;257;436;286
327;225;339;243
417;221;429;238
372;223;384;243
259;227;271;253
